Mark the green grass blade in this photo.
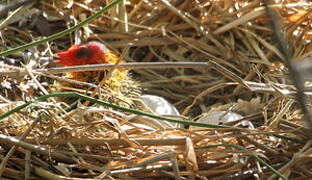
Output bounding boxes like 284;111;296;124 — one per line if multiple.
0;91;305;146
0;0;122;57
0;92;230;129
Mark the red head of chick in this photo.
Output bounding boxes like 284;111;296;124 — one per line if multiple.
55;41;124;83
55;41;110;66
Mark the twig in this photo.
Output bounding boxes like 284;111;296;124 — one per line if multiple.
132;151;177;168
25;137;186;146
119;0;128;32
24;150;31;180
158;170;186;180
213;7;265;34
0;61;250;90
0;134;76;164
0;62;212;77
159;0;201;33
110;164;172;175
35;167;96;180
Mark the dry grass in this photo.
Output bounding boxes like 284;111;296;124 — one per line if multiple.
0;0;312;179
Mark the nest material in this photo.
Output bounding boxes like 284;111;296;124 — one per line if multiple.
0;0;312;179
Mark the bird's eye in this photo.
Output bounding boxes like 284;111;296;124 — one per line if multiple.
75;47;91;59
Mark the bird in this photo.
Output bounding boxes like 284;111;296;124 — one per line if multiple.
54;41;180;129
54;41;140;107
55;41;123;83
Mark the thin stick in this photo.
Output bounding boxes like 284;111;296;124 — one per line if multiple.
0;134;75;164
0;62;212;77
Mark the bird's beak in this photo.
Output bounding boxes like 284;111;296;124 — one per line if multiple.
54;50;75;66
53;54;59;59
52;54;62;66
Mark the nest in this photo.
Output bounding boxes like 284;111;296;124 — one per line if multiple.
0;0;312;179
